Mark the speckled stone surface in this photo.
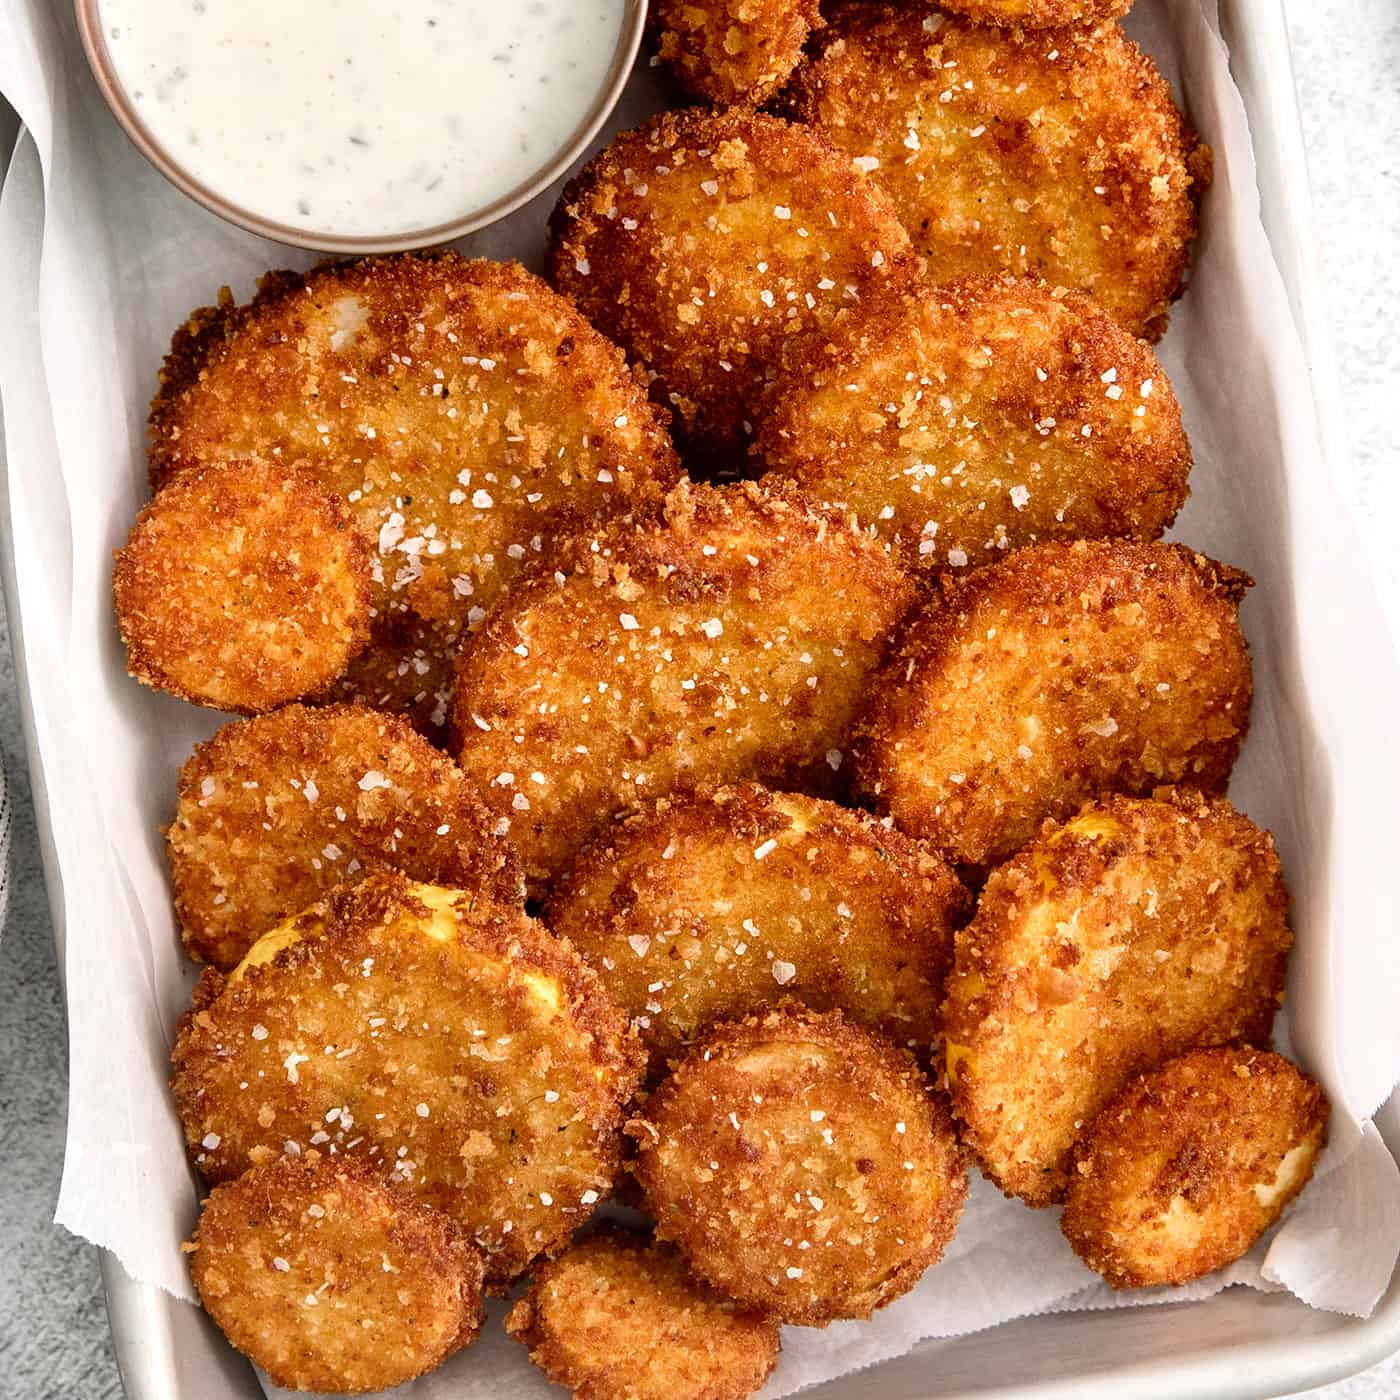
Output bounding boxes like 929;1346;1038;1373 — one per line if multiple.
0;1;1397;1396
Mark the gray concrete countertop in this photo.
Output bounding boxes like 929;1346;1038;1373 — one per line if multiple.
1;1;1397;1395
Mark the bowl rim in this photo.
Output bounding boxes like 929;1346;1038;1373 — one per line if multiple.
72;0;649;254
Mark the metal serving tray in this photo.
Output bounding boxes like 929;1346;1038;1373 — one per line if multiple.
2;0;1398;1395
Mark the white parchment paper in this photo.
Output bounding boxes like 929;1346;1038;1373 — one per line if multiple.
2;0;1399;1394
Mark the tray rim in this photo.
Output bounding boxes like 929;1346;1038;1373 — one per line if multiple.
3;0;1399;1394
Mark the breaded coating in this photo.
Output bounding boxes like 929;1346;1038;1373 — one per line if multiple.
147;254;679;643
189;1155;483;1393
1062;1048;1329;1287
757;274;1190;574
547;108;914;460
632;1005;967;1324
452;480;918;888
938;0;1133;26
943;791;1293;1207
779;8;1210;340
653;0;823;107
113;459;371;714
506;1228;780;1400
854;539;1252;871
166;703;521;969
171;873;643;1284
548;783;968;1072
327;612;460;744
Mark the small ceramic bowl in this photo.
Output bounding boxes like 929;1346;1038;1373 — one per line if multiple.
73;0;647;254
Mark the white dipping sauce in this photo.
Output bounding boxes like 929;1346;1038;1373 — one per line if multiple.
98;0;626;236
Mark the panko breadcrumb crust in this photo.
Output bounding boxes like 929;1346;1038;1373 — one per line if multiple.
853;538;1253;871
325;610;461;745
147;253;680;644
757;273;1190;573
113;458;372;714
506;1227;781;1400
189;1155;484;1393
778;7;1211;340
547;107;915;460
1062;1048;1328;1287
632;1004;967;1325
547;783;969;1072
936;0;1134;26
653;0;824;108
943;790;1293;1207
171;872;643;1284
452;479;919;889
167;703;522;969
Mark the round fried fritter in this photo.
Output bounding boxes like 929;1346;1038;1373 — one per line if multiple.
148;254;679;641
653;0;823;107
452;480;918;889
547;108;914;460
167;703;521;969
632;1005;967;1324
853;539;1253;871
189;1155;483;1393
937;0;1133;25
548;783;968;1072
171;873;643;1284
757;274;1190;574
327;612;460;745
113;459;372;714
506;1227;781;1400
943;791;1293;1207
779;7;1211;340
1062;1048;1329;1287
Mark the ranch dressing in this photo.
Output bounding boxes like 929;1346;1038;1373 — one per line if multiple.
97;0;626;237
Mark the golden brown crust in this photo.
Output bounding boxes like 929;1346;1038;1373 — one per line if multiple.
506;1227;781;1400
632;1004;967;1324
171;872;644;1284
147;253;680;645
757;273;1190;573
853;539;1253;871
1062;1048;1329;1287
324;612;460;745
113;459;372;714
452;479;918;889
189;1155;484;1393
653;0;824;107
943;791;1293;1207
547;108;915;460
778;8;1210;339
936;0;1134;25
547;783;968;1073
166;703;522;969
